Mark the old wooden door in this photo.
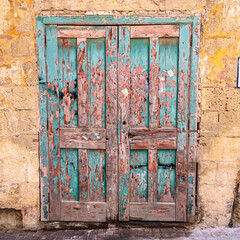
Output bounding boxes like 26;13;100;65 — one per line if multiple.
118;25;191;221
38;17;198;222
45;26;118;221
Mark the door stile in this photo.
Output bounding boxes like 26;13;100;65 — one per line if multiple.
118;26;131;221
176;24;191;222
46;25;61;220
148;37;160;203
188;17;200;221
77;38;89;203
106;26;118;221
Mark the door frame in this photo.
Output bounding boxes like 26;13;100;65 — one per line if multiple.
36;15;201;222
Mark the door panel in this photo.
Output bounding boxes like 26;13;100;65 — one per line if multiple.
46;26;118;221
118;25;191;221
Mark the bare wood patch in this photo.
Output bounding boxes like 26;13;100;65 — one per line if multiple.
131;25;179;38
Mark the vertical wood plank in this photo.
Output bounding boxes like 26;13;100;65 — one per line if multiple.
118;26;131;221
188;15;201;221
46;25;60;220
148;37;159;204
77;38;88;127
176;24;191;222
148;149;158;202
106;26;118;220
79;150;89;202
149;37;159;129
37;16;49;221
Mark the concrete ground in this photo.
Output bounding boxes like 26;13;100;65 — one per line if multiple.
0;227;240;240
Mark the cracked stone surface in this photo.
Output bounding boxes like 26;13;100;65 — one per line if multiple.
0;227;240;240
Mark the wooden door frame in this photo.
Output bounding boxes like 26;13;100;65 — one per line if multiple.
36;15;201;222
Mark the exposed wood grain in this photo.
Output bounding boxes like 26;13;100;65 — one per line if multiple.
129;128;176;134
61;202;107;222
130;203;175;221
79;149;89;201
118;26;131;221
130;138;176;150
46;25;60;220
77;38;88;127
175;24;191;222
106;26;118;221
58;26;105;38
148;149;158;202
149;37;159;129
37;16;49;221
60;128;106;149
129;129;177;139
131;25;179;38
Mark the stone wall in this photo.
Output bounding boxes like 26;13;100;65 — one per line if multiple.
0;0;239;229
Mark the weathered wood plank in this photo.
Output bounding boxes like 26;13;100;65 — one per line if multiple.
188;15;200;222
58;26;105;38
37;16;49;221
157;150;176;202
176;24;191;222
130;203;175;221
60;141;105;149
118;26;131;221
88;150;106;202
61;202;106;222
46;25;60;220
106;26;118;221
159;38;179;128
77;38;88;127
88;38;106;128
148;149;158;202
60;149;79;201
60;128;106;149
149;37;159;129
130;38;149;128
130;150;148;202
58;38;78;127
43;15;196;25
79;149;89;202
131;25;179;38
130;138;176;150
129;129;177;139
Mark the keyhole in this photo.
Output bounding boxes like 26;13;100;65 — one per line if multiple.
122;121;126;125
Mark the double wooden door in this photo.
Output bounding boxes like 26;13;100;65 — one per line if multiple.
44;24;191;222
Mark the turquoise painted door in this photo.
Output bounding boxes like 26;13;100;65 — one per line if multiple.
46;26;118;221
44;24;192;222
118;25;191;221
